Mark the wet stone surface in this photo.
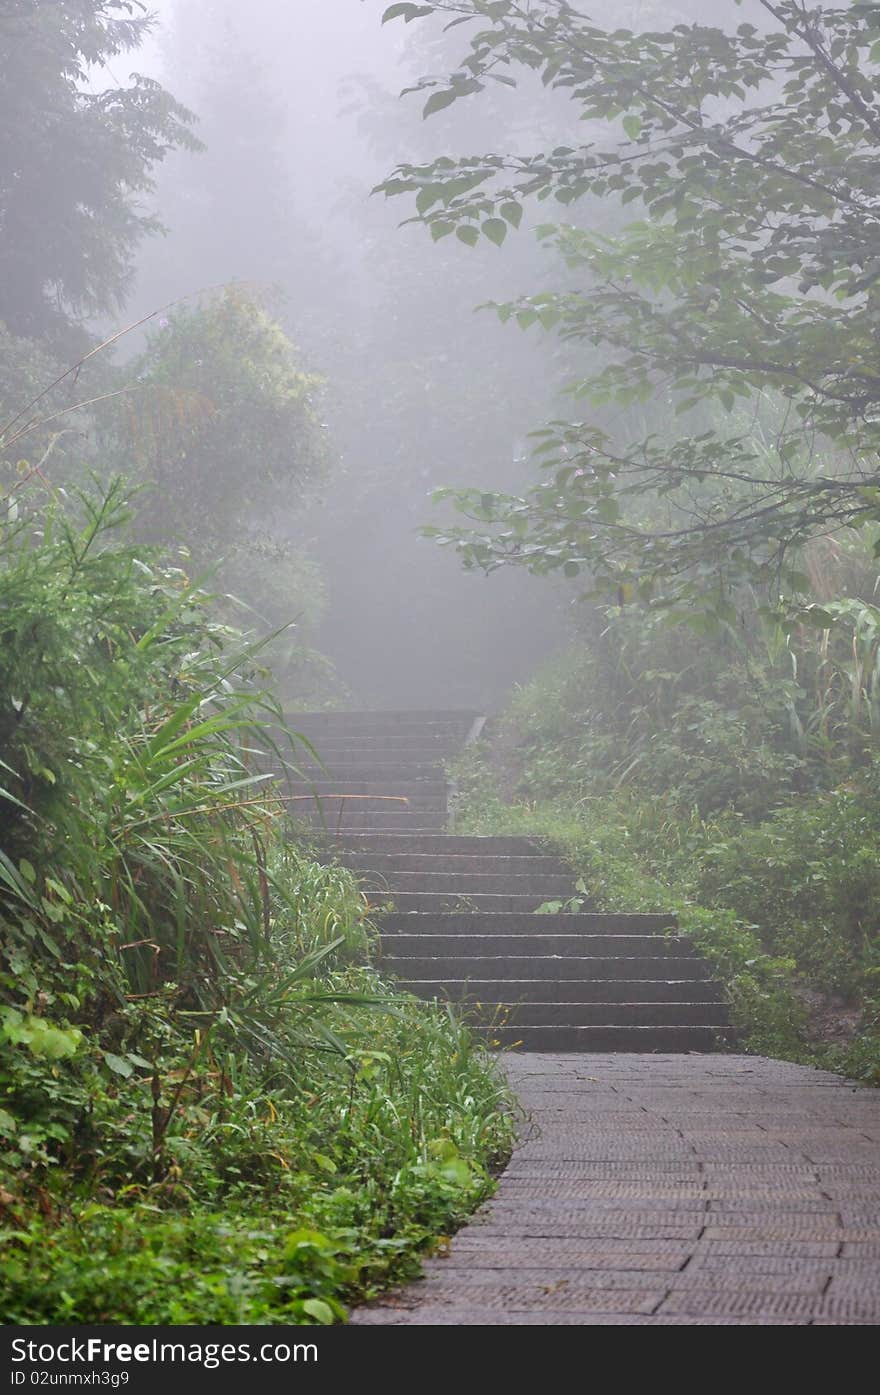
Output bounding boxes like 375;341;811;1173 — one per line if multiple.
350;1053;880;1326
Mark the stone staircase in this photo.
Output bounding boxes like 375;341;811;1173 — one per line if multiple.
285;710;731;1052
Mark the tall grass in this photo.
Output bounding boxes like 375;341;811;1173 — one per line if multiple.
0;481;515;1322
1;478;336;1014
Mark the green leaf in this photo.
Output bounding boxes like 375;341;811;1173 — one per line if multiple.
798;606;835;629
415;185;438;215
285;1229;332;1253
456;225;479;246
482;218;508;246
104;1052;134;1078
423;89;457;119
0;850;37;907
622;114;642;139
438;1157;472;1186
302;1298;335;1325
382;3;434;22
499;200;523;228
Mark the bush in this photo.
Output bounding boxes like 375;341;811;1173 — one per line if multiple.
108;290;337;699
696;782;880;998
450;677;880;1078
498;623;814;819
450;774;806;1060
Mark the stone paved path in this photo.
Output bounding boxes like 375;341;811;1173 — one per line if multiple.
351;1053;880;1325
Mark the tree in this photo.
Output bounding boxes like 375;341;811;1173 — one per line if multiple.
378;1;880;619
107;289;333;694
0;0;197;341
119;291;325;545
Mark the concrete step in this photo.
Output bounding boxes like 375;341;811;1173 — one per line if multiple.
474;1025;730;1052
293;762;448;780
287;708;480;718
383;955;713;980
295;811;449;831
291;807;447;822
288;707;730;1052
292;728;452;741
368;892;582;912
320;834;548;856
337;853;571;876
288;750;458;768
401;978;725;1003
294;742;460;753
284;779;448;797
380;912;678;935
286;711;479;732
457;1001;730;1027
357;872;579;897
381;933;696;958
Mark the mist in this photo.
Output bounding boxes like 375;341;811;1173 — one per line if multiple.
126;0;593;708
118;0;767;710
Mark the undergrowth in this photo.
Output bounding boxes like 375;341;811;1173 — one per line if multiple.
0;482;514;1323
449;630;880;1084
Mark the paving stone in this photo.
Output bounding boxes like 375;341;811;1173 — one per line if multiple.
666;1270;830;1294
429;1250;690;1271
705;1226;879;1243
687;1240;841;1258
704;1199;841;1212
493;1196;710;1211
450;1237;694;1258
420;1266;683;1289
658;1291;880;1320
351;1053;880;1327
369;1284;666;1314
493;1181;709;1199
685;1255;835;1276
465;1222;707;1240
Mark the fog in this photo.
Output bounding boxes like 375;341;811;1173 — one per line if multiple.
127;0;584;709
125;0;750;710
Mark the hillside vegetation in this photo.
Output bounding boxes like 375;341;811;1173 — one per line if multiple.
451;589;880;1081
0;484;513;1324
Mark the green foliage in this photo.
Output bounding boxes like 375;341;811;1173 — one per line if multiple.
486;609;812;819
450;772;806;1062
106;289;336;697
460;578;880;819
1;992;512;1323
697;785;880;999
0;1;198;342
119;291;326;547
0;483;514;1321
0;324;91;491
380;1;880;612
450;631;880;1080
